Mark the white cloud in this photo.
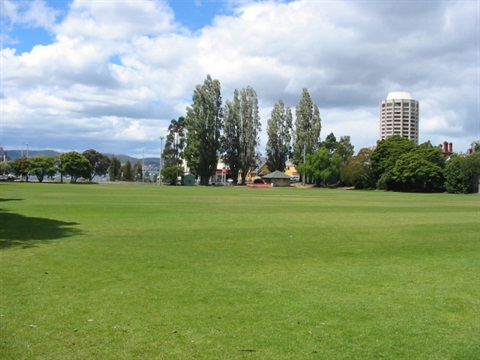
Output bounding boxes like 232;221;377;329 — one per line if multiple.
1;0;478;156
1;0;58;29
55;0;180;42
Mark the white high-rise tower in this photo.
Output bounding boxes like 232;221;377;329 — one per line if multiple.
379;92;419;145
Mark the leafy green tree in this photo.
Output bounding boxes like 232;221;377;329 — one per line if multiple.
121;160;134;182
443;154;466;193
293;88;321;168
300;148;342;186
29;155;56;183
238;86;261;185
371;136;415;189
163;117;186;169
109;156;121;181
444;152;480;193
61;152;91;183
336;136;355;162
222;86;261;184
222;90;241;183
315;149;342;186
53;155;66;182
266;99;293;172
462;152;480;193
161;165;184;185
82;149;111;181
321;133;337;154
184;75;223;185
12;157;30;181
391;143;445;192
473;141;480;152
341;148;375;189
134;161;143;181
0;161;12;175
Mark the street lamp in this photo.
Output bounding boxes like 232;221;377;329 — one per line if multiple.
142;148;145;182
159;136;164;185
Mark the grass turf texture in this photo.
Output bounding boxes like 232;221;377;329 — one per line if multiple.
0;183;478;359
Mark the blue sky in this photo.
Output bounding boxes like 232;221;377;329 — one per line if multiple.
1;0;479;157
4;0;227;53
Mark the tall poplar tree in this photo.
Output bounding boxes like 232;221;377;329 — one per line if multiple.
238;86;261;185
222;89;242;183
184;75;223;185
161;117;186;185
266;100;293;172
222;86;261;185
109;155;121;181
121;160;134;182
293;88;321;168
163;117;186;169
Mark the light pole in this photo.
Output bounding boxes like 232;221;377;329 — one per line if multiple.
175;133;179;185
159;136;164;185
142;148;145;182
302;144;306;186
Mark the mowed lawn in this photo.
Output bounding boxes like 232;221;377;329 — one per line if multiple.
0;183;478;359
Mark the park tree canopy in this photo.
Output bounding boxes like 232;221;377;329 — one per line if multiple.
109;156;121;181
444;152;480;193
83;149;111;181
266;99;293;173
371;136;416;189
222;86;261;185
293;88;321;167
341;147;375;189
391;142;445;192
184;75;223;185
12;157;30;181
61;152;91;183
29;155;56;183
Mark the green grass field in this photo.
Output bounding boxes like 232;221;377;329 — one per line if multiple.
1;183;479;359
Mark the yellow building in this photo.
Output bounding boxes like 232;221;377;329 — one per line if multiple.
284;160;300;181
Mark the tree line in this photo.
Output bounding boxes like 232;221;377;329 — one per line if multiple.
342;136;480;193
166;75;478;193
2;74;478;192
2;149;154;183
160;75;329;185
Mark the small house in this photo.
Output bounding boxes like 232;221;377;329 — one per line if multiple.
262;171;291;187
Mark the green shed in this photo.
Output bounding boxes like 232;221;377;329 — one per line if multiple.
182;173;196;186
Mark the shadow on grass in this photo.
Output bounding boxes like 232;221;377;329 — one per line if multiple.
0;208;82;250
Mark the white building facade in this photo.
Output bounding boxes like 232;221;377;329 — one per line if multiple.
379;92;419;145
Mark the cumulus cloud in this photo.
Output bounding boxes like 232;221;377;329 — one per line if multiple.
1;0;58;30
1;0;478;156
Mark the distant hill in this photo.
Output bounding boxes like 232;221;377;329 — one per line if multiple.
106;154;159;168
4;150;160;168
5;150;61;160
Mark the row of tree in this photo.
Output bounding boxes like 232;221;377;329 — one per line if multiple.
341;136;480;193
3;150;107;183
2;74;478;192
171;75;479;193
161;75;325;185
2;150;153;183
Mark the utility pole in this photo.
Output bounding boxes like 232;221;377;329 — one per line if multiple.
302;144;306;186
159;136;164;185
175;133;179;185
